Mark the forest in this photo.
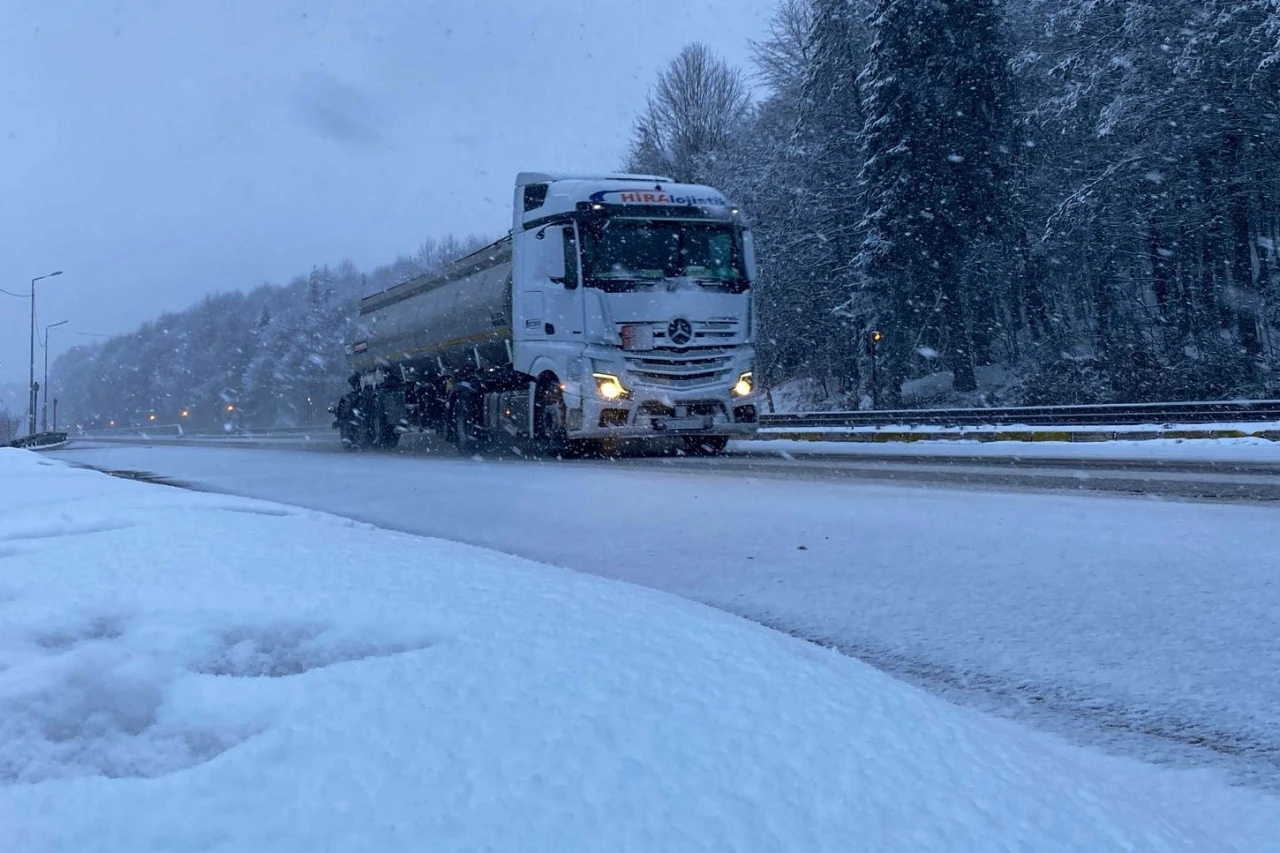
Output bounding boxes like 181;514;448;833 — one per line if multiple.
48;237;486;430
46;0;1280;428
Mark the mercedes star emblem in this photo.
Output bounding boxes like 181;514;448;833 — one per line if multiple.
667;317;694;346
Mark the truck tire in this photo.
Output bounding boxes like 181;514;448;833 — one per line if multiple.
535;381;566;440
354;390;379;450
452;394;486;456
335;395;364;451
536;379;583;457
683;435;729;456
340;420;360;450
376;395;400;449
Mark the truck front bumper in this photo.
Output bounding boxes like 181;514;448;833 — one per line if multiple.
568;391;760;440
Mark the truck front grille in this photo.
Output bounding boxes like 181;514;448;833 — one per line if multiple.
624;349;735;388
616;318;743;346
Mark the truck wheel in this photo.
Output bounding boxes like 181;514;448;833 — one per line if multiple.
355;390;378;450
377;400;401;449
336;395;363;450
535;380;570;456
683;435;729;456
452;394;486;456
340;419;360;450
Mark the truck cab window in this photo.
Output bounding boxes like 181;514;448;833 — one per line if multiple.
581;219;747;292
523;183;549;212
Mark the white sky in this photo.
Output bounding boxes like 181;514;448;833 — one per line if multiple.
0;0;776;388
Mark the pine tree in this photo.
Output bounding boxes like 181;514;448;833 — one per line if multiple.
796;0;874;399
857;0;1015;398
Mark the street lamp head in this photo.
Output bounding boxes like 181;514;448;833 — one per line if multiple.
50;271;63;277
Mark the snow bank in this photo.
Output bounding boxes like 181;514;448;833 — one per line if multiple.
2;448;1278;852
741;434;1280;463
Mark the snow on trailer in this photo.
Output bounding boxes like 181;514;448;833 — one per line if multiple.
4;447;1280;852
332;172;761;456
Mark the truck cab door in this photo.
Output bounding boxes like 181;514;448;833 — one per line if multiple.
532;223;584;342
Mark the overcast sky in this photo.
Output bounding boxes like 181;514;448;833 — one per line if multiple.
0;0;776;391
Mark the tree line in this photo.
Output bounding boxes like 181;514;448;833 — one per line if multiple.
51;236;486;430
629;0;1280;407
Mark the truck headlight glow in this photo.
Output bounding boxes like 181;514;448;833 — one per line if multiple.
732;372;754;397
593;373;630;401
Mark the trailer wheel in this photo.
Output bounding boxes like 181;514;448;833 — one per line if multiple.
336;397;361;451
355;390;378;450
340;419;360;450
452;393;486;456
379;419;401;449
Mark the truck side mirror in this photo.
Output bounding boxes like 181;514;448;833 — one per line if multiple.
536;225;579;289
536;227;567;283
559;226;580;290
741;228;758;283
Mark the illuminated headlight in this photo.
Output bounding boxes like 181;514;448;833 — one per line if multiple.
593;373;630;401
732;371;754;397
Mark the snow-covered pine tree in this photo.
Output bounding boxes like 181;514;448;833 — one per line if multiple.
857;0;1015;398
793;0;873;399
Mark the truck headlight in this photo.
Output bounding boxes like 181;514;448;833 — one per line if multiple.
593;373;630;401
732;372;754;397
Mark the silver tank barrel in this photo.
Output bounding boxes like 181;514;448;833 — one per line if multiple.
349;238;513;375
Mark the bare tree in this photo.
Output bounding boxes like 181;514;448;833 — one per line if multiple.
750;0;816;94
627;43;751;182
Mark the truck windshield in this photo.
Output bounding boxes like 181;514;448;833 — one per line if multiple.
581;219;748;292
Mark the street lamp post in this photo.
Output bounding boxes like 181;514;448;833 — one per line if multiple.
28;270;63;435
42;320;69;432
867;330;884;410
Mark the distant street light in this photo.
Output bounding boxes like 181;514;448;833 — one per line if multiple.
27;270;63;435
42;320;69;432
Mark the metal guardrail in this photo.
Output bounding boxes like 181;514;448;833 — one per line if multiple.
758;400;1280;429
82;424;323;438
5;431;69;449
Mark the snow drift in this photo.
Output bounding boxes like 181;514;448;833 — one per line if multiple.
1;448;1278;852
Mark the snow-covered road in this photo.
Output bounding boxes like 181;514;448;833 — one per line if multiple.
51;441;1280;791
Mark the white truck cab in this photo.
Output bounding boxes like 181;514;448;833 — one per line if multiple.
510;172;759;443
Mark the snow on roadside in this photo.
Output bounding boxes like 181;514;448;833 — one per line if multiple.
739;435;1280;463
1;448;1278;852
762;421;1280;434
